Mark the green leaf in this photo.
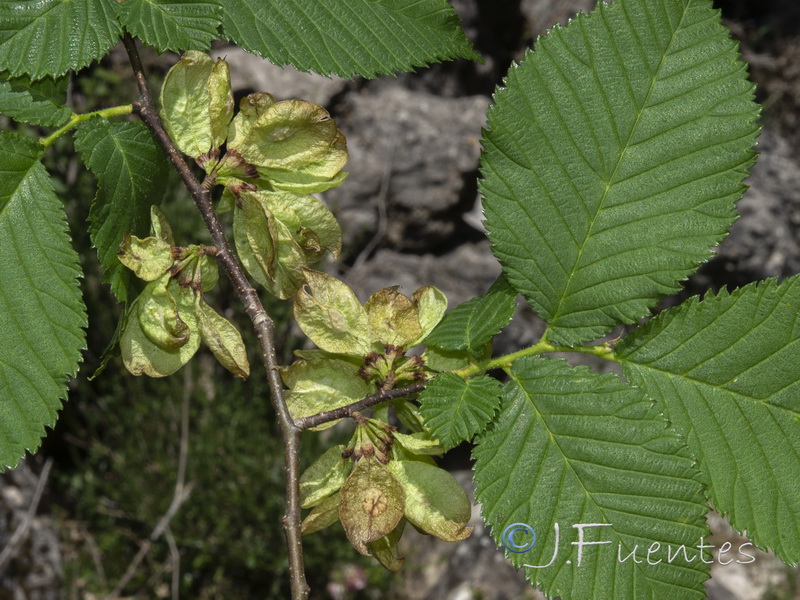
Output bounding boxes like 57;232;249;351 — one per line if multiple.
473;357;710;600
74;119;169;302
0;133;86;469
0;0;121;79
480;0;759;345
425;276;515;353
116;0;222;54
0;73;71;127
218;0;479;79
617;277;800;565
419;373;502;450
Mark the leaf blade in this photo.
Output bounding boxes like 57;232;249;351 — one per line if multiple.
0;133;86;469
116;0;222;53
618;277;800;564
418;373;502;449
0;0;121;79
424;275;516;353
218;0;479;79
0;73;71;127
74;119;170;302
473;357;710;600
480;0;759;344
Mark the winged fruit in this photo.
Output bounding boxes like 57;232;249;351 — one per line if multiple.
159;51;233;168
282;271;447;425
215;92;348;194
298;416;472;571
159;53;349;300
230;189;342;299
118;207;249;378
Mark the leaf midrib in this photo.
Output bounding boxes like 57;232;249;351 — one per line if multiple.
547;3;689;335
623;358;800;559
620;359;800;420
0;155;40;219
509;373;692;597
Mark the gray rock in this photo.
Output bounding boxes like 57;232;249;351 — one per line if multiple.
706;513;798;600
716;128;800;281
0;460;62;600
522;0;596;38
395;470;546;600
210;45;348;106
342;242;500;307
326;85;488;253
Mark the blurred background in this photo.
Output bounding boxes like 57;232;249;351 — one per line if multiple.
2;0;800;598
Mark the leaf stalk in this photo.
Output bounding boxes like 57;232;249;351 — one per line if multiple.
39;104;133;148
454;340;618;378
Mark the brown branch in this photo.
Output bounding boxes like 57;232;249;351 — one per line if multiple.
295;382;426;430
121;34;309;600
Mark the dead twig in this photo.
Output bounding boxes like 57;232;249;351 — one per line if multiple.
0;458;53;573
104;366;194;599
164;525;180;600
